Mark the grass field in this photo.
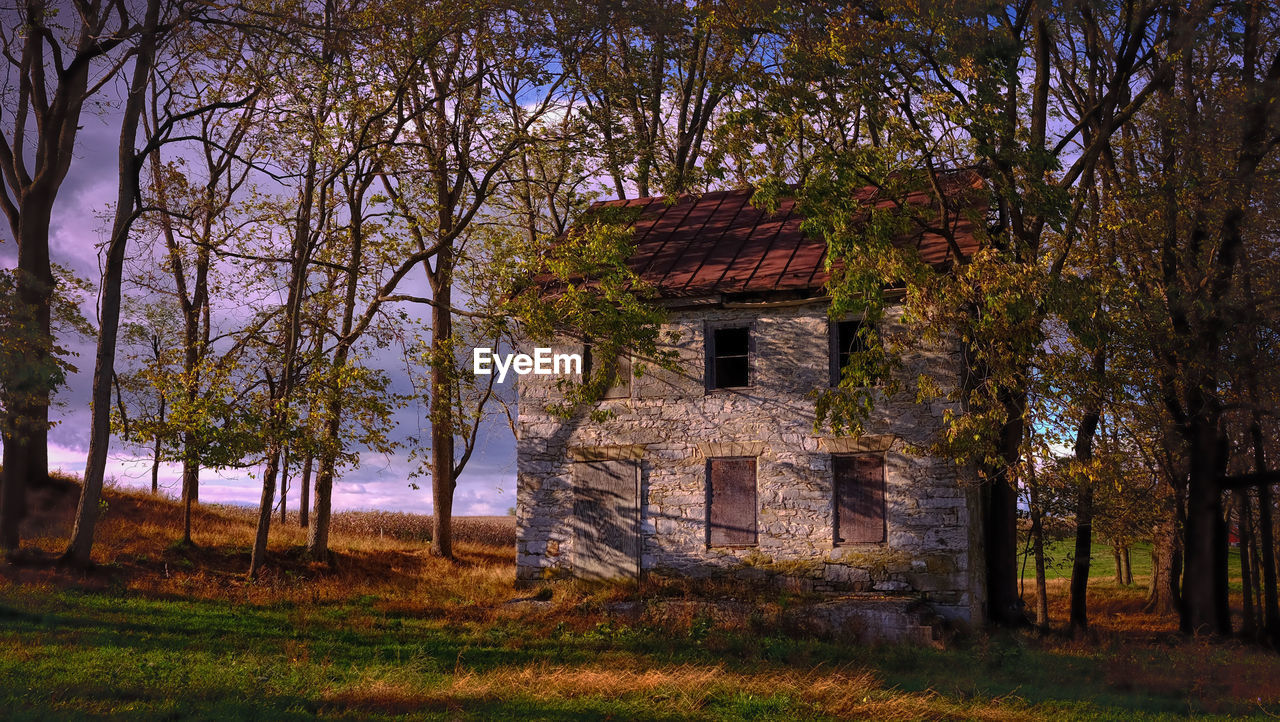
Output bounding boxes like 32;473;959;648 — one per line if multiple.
1020;538;1247;594
2;478;1278;720
1020;539;1157;581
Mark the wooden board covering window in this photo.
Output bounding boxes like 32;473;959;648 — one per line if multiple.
834;453;886;544
571;460;639;579
707;457;757;545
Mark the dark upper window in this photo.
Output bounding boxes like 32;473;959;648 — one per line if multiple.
834;453;886;544
708;326;750;389
830;319;871;387
707;457;757;546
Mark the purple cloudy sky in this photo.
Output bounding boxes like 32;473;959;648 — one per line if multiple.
0;102;520;516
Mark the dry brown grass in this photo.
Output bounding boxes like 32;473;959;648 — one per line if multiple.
7;475;516;609
318;664;1046;721
207;503;516;546
346;665;881;715
1035;577;1182;637
1022;577;1280;715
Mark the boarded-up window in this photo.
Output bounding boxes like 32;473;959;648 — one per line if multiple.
707;326;750;389
829;319;871;387
571;459;639;580
707;457;757;545
834;454;886;544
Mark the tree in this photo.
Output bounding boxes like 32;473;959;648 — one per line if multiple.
0;265;92;504
763;0;1186;626
372;0;578;560
145;32;270;541
111;299;181;495
1095;1;1280;635
61;0;168;566
0;0;151;551
565;0;767;197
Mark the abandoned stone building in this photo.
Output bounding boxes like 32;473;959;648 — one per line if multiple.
515;184;988;626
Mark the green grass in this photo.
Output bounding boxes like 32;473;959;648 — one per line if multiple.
1;585;1278;720
1020;539;1242;582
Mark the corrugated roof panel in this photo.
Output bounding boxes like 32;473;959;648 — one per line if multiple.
638;190;731;282
712;198;798;293
676;192;769;295
655;189;753;292
571;172;984;299
776;233;828;291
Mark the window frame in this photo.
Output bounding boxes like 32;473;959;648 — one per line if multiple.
705;321;754;392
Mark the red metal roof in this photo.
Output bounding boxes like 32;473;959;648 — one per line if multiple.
589;173;986;299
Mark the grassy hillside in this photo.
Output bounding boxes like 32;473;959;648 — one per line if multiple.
2;480;1278;720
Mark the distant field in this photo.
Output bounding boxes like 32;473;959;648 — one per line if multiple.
209;503;516;546
1020;538;1242;582
1;481;1278;720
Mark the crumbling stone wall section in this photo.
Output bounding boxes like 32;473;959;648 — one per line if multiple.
515;302;986;626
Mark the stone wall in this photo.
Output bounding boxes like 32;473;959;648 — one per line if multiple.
515;301;986;626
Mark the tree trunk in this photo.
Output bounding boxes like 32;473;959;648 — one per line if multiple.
1028;457;1049;631
1180;422;1231;635
1113;543;1124;585
1122;546;1133;586
308;453;334;559
0;435;29;551
180;381;201;506
1023;434;1049;631
429;262;456;560
300;453;312;528
180;458;198;546
981;385;1027;626
0;193;56;552
279;448;289;525
0;430;30;551
1069;404;1103;632
306;406;341;560
1239;490;1257;637
150;421;162;495
1146;519;1179;615
1173;487;1185;605
1069;484;1095;633
1250;416;1279;644
247;449;281;579
1249;498;1264;638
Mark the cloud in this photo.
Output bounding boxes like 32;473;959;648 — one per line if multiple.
42;439;516;516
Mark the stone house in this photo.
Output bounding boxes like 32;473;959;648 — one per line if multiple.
515;185;988;626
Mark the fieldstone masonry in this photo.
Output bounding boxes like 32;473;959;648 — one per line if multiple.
515;301;986;626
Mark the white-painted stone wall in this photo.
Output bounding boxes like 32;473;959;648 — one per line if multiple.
515;301;986;626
